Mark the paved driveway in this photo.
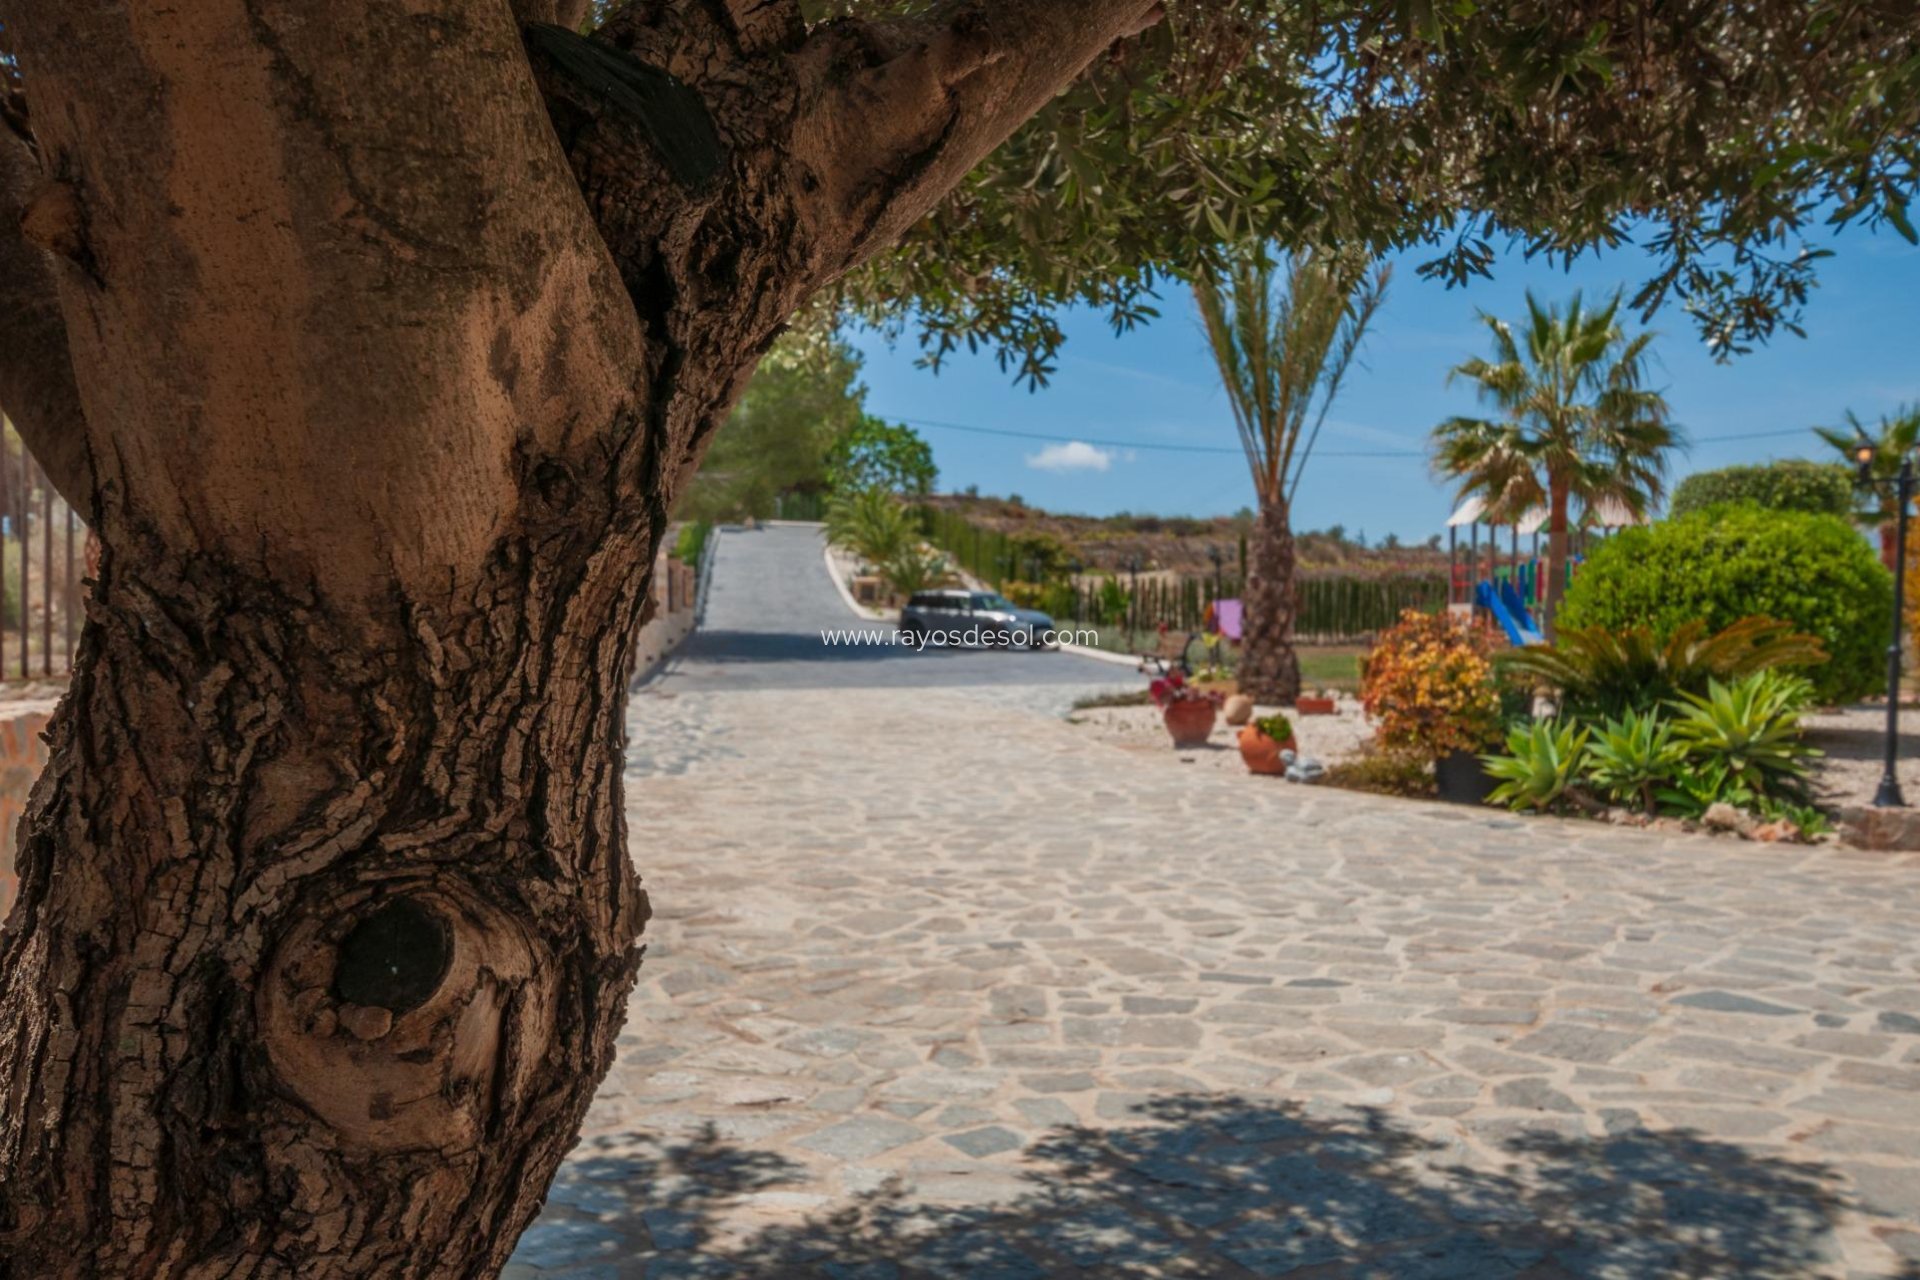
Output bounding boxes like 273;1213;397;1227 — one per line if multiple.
659;522;1133;697
509;526;1920;1279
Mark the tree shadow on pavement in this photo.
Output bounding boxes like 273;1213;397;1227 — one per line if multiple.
531;1094;1918;1279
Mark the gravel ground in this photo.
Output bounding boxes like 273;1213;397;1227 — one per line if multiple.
1066;694;1374;776
1803;702;1920;810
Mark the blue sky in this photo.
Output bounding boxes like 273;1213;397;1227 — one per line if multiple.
849;228;1920;544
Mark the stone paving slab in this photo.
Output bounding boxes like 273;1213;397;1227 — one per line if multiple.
507;680;1920;1279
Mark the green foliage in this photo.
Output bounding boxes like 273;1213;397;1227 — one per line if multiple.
1042;580;1080;622
677;329;868;524
836;0;1920;382
1665;672;1819;806
1668;460;1854;520
672;521;712;567
878;544;953;597
1193;247;1388;503
826;486;954;596
1000;580;1050;610
825;416;937;497
1433;291;1680;543
1093;578;1132;627
1194;246;1388;691
1498;616;1828;720
1584;710;1688;814
1479;672;1826;834
0;542;21;631
825;487;915;567
1251;713;1293;743
1007;532;1072;580
1559;507;1892;704
1765;800;1835;839
1484;719;1590;813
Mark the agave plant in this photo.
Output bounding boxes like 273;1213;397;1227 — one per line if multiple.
1665;670;1819;804
1584;709;1687;814
1483;719;1590;812
1498;616;1826;720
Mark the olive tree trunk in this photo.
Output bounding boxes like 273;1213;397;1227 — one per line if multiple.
1237;498;1301;704
0;0;1163;1275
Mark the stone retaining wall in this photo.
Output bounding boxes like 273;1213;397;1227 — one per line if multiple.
634;548;699;684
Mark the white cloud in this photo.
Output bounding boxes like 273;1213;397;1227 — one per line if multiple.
1025;441;1115;473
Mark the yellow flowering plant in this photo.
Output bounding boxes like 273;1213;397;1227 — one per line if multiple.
1361;610;1505;759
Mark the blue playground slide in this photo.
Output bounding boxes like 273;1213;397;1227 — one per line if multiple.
1475;579;1544;646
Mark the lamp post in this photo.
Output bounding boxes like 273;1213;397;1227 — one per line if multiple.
1125;555;1142;640
1857;440;1911;807
1207;544;1224;603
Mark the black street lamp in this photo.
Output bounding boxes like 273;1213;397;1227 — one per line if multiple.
1206;543;1224;602
1856;439;1911;807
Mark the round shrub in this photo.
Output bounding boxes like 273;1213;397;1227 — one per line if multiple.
1668;460;1853;520
1360;610;1503;757
1559;507;1891;703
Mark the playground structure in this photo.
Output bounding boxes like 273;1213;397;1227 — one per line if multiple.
1445;495;1644;645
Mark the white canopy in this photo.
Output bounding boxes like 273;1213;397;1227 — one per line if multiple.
1585;496;1647;528
1447;495;1546;532
1448;495;1646;532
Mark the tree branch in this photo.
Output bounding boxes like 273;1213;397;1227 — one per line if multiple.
528;0;1162;327
787;0;1166;279
511;0;591;32
0;122;95;516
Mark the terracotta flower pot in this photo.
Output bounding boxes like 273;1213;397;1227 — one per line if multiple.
1237;725;1295;775
1161;699;1218;748
1295;695;1337;716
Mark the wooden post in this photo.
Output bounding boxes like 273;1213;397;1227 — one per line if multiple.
63;504;74;671
18;450;28;679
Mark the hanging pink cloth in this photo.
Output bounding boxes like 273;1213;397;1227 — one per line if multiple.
1205;598;1244;642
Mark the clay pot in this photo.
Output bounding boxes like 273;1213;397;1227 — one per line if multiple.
1223;693;1255;726
1161;699;1218;748
1237;724;1295;775
1295;695;1337;716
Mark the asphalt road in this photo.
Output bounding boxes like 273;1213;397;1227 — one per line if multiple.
657;523;1132;694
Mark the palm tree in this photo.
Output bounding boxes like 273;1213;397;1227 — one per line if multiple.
1432;291;1680;640
1194;246;1389;702
1813;405;1920;565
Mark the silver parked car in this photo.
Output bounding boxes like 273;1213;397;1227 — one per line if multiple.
900;590;1056;649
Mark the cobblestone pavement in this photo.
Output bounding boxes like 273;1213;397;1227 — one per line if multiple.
510;528;1920;1279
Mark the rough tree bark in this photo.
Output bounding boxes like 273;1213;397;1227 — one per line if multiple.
0;0;1162;1276
1237;497;1301;704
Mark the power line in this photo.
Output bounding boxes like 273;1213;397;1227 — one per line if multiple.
879;410;1819;456
876;413;1424;458
1692;426;1817;443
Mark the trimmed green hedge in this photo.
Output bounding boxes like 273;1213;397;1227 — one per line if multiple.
1668;460;1853;520
1560;507;1891;704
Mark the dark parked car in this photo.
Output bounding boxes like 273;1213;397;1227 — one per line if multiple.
900;590;1056;649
